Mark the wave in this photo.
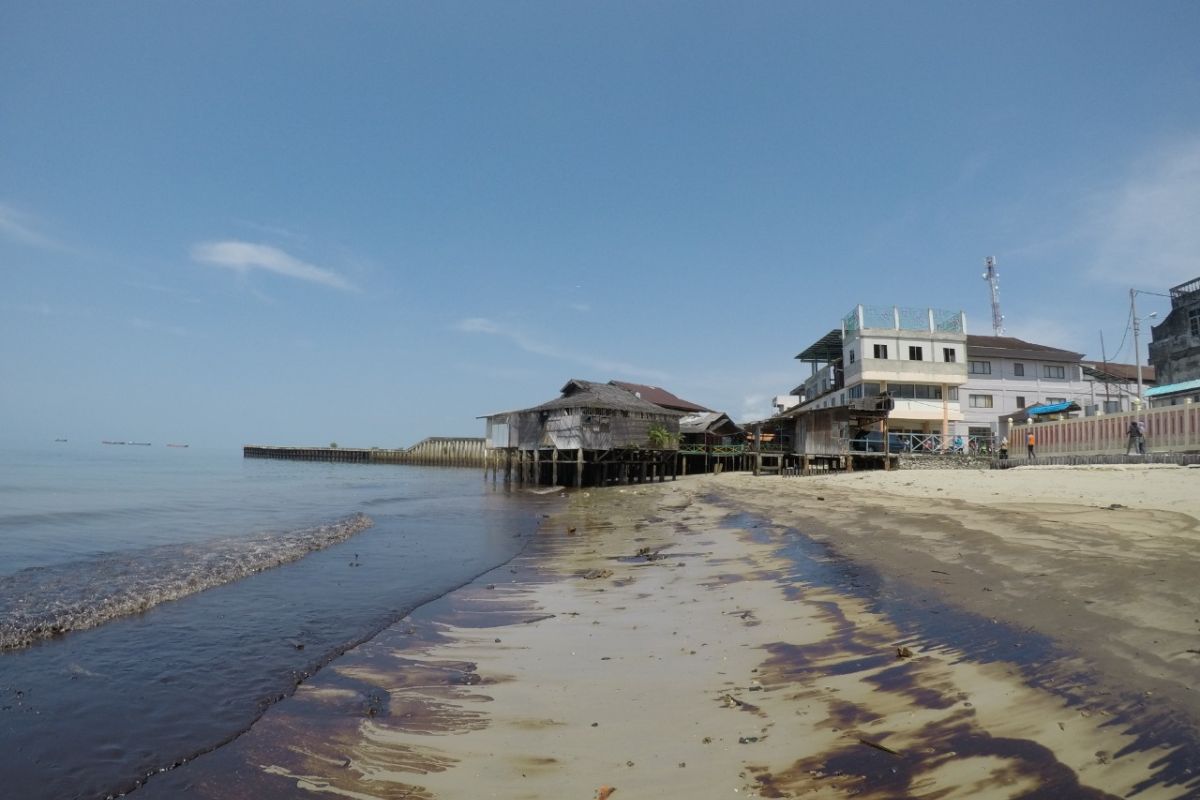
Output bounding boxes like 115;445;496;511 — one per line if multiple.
0;512;373;650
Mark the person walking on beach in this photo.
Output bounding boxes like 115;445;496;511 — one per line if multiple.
1026;430;1036;459
999;436;1009;461
1136;419;1147;455
1127;419;1147;455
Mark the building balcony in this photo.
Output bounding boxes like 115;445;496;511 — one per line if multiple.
845;358;968;385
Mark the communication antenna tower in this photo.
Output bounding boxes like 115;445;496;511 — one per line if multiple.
982;256;1004;336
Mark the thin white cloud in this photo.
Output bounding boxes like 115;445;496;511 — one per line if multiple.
455;317;669;381
191;240;356;291
1089;137;1200;288
0;204;70;251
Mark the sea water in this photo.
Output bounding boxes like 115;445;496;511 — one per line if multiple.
0;443;545;799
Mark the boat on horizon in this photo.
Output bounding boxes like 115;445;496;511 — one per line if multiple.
54;438;68;443
102;441;153;446
166;444;189;448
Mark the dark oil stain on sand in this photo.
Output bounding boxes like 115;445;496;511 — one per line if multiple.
716;508;1200;798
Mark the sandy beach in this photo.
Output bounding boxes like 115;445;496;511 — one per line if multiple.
141;466;1200;799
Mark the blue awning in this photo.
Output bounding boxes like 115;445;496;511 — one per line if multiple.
1027;401;1077;416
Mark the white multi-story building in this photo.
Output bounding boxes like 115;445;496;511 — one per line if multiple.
959;335;1088;440
793;305;969;439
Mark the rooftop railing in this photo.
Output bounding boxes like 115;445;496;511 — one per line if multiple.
843;305;966;334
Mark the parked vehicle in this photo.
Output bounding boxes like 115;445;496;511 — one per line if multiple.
849;430;910;453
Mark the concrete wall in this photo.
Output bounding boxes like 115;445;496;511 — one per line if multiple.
1149;297;1200;385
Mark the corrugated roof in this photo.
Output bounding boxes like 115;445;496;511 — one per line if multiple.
679;411;741;435
795;329;844;363
1081;361;1156;384
1027;401;1079;416
966;334;1083;362
608;381;711;412
527;379;684;415
1146;378;1200;398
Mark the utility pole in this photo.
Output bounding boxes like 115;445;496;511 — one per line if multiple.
983;256;1004;336
1131;288;1144;416
1099;330;1111;412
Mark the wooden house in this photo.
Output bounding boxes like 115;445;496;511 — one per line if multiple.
483;379;683;487
676;411;746;474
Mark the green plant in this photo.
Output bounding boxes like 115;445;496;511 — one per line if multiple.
647;423;675;448
329;441;338;449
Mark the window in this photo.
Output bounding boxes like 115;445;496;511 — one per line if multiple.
848;350;855;364
873;344;888;359
848;385;863;399
943;347;956;362
908;346;923;361
864;382;881;397
1043;365;1066;379
948;387;959;401
1103;400;1121;413
1015;396;1026;409
1046;396;1066;404
969;360;992;374
969;394;994;408
1013;363;1025;376
1191;308;1200;337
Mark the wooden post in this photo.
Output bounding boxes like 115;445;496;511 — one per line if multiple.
575;448;584;488
533;448;541;486
552;448;559;487
882;417;890;472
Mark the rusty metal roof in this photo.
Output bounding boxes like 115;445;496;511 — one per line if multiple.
608;381;711;412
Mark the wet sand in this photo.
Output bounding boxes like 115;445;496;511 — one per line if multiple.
140;467;1200;799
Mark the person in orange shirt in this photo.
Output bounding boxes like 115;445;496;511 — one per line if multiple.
1026;430;1036;458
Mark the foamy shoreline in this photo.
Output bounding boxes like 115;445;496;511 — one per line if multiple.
138;468;1200;799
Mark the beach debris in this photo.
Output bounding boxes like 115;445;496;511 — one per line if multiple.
817;496;825;501
738;735;760;744
930;569;949;575
449;670;482;686
581;569;614;580
568;526;577;535
722;693;760;712
486;584;496;590
596;785;617;799
748;680;763;691
858;737;901;756
1105;503;1126;510
285;638;305;650
702;736;713;744
896;646;914;659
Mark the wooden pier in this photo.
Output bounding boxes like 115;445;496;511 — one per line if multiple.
244;437;487;467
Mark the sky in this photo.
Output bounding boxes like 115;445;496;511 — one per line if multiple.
3;1;1200;448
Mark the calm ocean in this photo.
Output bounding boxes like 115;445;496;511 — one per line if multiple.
0;443;548;800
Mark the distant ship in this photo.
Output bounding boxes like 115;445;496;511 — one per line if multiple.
166;444;189;448
54;438;68;443
101;441;152;446
102;440;125;445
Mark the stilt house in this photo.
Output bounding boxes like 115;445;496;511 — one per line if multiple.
483;379;683;487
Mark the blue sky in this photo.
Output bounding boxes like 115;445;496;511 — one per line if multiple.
3;2;1199;448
